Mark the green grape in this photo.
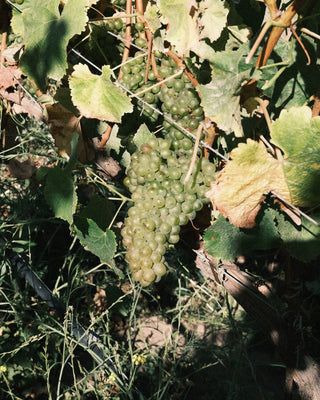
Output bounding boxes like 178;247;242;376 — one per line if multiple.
168;234;180;244
192;107;204;117
173;79;185;92
154;50;163;58
153;262;166;276
141;258;153;269
144;92;156;104
114;18;123;30
179;214;189;225
135;37;147;48
159;222;171;235
151;252;163;263
181;138;193;150
141;246;152;259
135;22;145;31
131;64;141;74
158;66;171;78
170;105;179;115
188;118;199;130
106;20;116;31
167;214;179;227
161;58;172;67
148;70;157;81
142;268;156;281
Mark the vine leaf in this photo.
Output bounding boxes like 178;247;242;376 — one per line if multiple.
144;3;161;33
199;0;229;42
38;166;78;225
69;64;133;123
12;0;98;91
45;102;91;163
204;210;282;261
75;219;116;267
133;124;152;148
158;0;200;56
75;195;115;232
270;106;320;207
197;45;261;137
276;213;320;262
206;139;291;228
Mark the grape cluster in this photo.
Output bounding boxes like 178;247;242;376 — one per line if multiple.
118;53;205;129
121;136;215;286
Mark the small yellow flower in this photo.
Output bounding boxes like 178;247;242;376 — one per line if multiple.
0;366;7;373
107;372;116;384
132;353;147;366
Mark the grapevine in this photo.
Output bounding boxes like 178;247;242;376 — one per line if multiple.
1;1;320;397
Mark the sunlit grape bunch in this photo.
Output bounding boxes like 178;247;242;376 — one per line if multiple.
121;135;216;286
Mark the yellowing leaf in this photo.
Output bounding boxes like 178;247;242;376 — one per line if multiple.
270;106;320;207
206;139;291;228
144;3;161;33
158;0;200;56
199;0;229;42
69;64;133;123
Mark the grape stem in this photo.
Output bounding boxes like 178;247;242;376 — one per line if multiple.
254;97;272;133
118;0;133;79
184;124;203;184
144;31;152;83
166;49;199;88
290;23;310;65
255;0;308;67
312;92;320;117
86;168;131;202
301;27;320;41
136;0;147;41
98;123;113;149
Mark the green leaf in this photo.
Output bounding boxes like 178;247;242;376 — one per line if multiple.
69;64;133;123
41;166;77;225
197;44;261;136
144;3;161;33
270;106;320;207
271;38;320;110
158;0;200;56
199;0;229;42
12;0;97;91
105;125;122;155
204;209;281;261
276;213;320;262
75;219;116;266
133;124;152;148
75;195;114;231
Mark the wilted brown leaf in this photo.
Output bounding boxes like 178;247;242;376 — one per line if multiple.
46;103;94;163
206;139;291;228
0;66;22;90
7;158;36;179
